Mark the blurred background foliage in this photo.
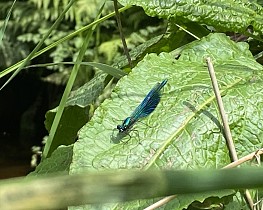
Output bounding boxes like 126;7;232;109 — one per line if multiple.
0;0;165;74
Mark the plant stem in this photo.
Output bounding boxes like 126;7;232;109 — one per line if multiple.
113;0;132;68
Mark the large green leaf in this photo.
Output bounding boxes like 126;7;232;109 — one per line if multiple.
69;33;263;209
118;0;263;36
70;33;262;172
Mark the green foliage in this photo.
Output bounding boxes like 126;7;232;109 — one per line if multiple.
71;33;262;172
0;0;162;75
1;0;263;209
28;0;114;23
119;0;263;37
2;167;263;209
29;145;73;176
33;32;263;209
45;105;90;150
224;192;250;210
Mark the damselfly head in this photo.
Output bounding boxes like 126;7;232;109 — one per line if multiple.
117;117;132;133
117;124;124;132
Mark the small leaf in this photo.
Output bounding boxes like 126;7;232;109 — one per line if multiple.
45;105;89;151
28;145;73;176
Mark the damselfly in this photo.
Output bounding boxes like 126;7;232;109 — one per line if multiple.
117;79;167;133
